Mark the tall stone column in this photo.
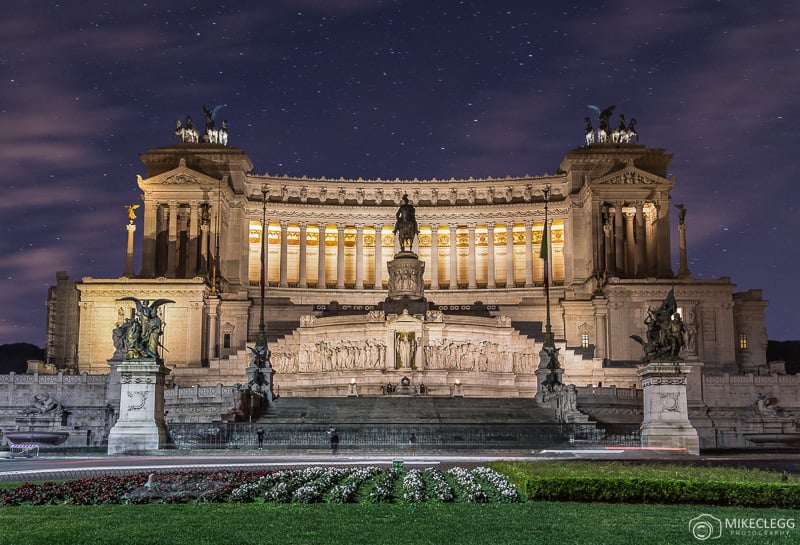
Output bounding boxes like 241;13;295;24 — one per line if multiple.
638;361;700;455
604;206;615;277
373;224;383;289
635;203;647;277
467;223;477;289
355;224;365;289
336;224;345;289
199;222;209;275
624;209;636;276
678;220;691;279
298;222;308;288
614;204;624;276
188;201;199;277
167;201;178;278
486;223;496;289
449;224;458;289
141;199;158;277
524;220;534;288
655;198;673;277
505;221;514;287
279;220;289;287
429;223;439;290
317;224;326;288
125;223;136;277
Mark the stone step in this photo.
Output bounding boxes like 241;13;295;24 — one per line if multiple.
259;396;558;424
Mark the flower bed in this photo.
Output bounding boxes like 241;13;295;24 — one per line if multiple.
0;466;520;506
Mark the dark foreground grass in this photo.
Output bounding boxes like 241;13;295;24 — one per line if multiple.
0;502;796;545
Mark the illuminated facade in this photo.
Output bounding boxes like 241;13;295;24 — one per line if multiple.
47;141;769;392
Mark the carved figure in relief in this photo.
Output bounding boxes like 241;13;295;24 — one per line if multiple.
20;393;62;416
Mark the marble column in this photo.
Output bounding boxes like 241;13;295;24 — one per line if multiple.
123;221;136;278
624;208;636;276
486;223;496;289
141;200;158;278
355;223;365;289
336;224;345;289
505;221;514;287
449;224;458;289
317;224;326;288
635;204;647;277
374;224;383;289
167;201;178;278
614;204;624;276
467;223;477;289
298;222;308;288
604;206;615;277
199;223;209;275
429;223;439;290
524;220;533;288
279;220;289;287
187;202;199;277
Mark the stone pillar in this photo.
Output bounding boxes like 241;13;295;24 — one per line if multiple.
336;224;345;289
524;220;533;288
374;224;383;289
187;201;199;277
141;200;158;277
167;201;178;278
125;223;136;277
317;224;326;288
637;361;699;455
298;222;308;288
449;224;458;289
199;223;209;275
355;223;365;289
604;206;615;277
486;223;496;289
467;223;477;289
635;203;647;277
678;222;690;279
206;298;219;360
614;205;624;276
505;221;514;287
655;199;673;277
279;220;289;287
429;223;439;290
107;360;170;454
624;208;636;276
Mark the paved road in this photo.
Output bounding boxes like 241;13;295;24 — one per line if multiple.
2;448;799;482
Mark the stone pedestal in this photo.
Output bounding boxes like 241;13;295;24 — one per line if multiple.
385;252;428;315
535;347;564;402
107;359;170;454
638;361;699;455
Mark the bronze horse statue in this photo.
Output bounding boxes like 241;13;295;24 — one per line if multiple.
393;194;419;252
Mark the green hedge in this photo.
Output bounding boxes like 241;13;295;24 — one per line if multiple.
525;476;800;508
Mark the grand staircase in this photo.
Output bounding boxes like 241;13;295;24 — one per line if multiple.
166;396;601;452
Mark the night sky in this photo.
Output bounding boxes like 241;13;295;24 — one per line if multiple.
1;1;798;346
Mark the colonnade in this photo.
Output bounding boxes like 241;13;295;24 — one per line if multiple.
248;220;566;290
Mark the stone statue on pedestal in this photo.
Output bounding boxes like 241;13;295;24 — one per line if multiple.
393;194;419;252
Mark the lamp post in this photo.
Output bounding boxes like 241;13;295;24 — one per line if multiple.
542;185;554;349
258;185;268;347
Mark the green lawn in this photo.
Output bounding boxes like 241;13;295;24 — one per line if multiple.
1;502;796;545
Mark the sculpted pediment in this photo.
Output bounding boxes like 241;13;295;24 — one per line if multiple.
138;158;223;188
387;308;423;326
592;160;671;187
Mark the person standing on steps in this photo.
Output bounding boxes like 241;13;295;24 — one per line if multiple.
256;427;265;449
409;432;417;455
329;428;340;456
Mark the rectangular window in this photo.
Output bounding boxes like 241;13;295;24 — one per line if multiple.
223;333;231;349
581;333;590;349
738;333;748;350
